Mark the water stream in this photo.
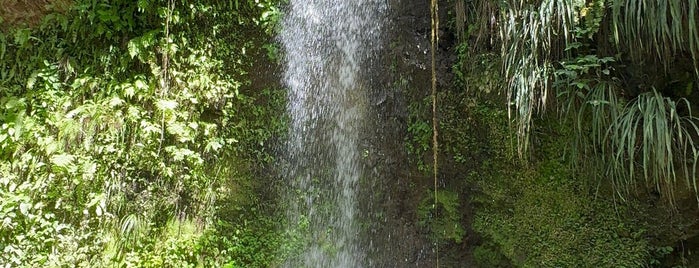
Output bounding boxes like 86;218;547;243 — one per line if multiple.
280;0;386;267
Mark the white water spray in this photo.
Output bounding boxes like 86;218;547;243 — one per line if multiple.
280;0;386;267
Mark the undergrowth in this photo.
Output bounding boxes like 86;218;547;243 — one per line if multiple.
0;0;288;266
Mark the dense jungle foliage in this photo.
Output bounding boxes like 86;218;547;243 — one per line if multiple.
3;0;699;267
0;0;289;267
416;0;699;266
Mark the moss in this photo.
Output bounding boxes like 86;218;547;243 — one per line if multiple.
468;116;651;267
418;190;466;244
444;51;653;263
473;242;511;267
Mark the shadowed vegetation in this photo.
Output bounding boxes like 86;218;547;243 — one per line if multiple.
456;0;699;202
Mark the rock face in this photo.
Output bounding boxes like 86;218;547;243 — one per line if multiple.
0;0;72;29
358;0;465;266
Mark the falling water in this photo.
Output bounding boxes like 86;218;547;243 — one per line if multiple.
280;0;386;267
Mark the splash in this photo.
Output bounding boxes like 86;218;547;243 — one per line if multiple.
280;0;386;267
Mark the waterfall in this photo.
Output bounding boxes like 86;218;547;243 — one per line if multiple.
280;0;386;267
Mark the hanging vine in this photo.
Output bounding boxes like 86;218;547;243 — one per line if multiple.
430;0;440;265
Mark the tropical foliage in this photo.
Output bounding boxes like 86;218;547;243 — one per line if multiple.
445;0;699;266
0;0;284;266
453;0;699;201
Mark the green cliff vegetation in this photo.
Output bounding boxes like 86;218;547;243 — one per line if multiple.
0;0;287;267
3;0;699;267
411;0;699;266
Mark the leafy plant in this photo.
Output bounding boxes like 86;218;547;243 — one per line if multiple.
0;0;286;266
608;89;699;203
499;0;580;156
418;190;465;244
406;96;433;173
611;0;699;74
470;130;651;267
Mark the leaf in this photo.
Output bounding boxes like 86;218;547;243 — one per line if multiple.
128;39;140;58
19;203;30;215
127;106;141;121
123;85;135;98
573;81;589;89
13;28;30;45
26;72;38;89
205;140;223;152
4;98;25;110
156;99;178;111
137;0;149;11
108;96;124;107
85;194;102;208
50;154;74;168
166;121;186;136
134;79;147;90
82;161;97;177
0;31;5;61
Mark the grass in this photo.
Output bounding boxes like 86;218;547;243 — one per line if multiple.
611;0;699;75
608;89;699;204
499;0;578;157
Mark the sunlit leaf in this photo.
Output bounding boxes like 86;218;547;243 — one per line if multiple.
123;85;135;98
156;99;178;111
128;39;140;58
50;154;74;168
134;79;147;90
19;203;30;215
108;96;124;107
